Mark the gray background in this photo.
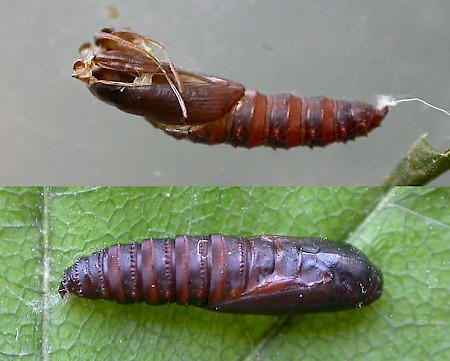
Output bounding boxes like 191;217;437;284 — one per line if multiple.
1;0;449;185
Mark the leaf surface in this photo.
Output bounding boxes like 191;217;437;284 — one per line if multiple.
0;187;448;360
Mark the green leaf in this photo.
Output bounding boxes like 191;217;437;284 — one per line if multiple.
1;187;448;360
385;135;450;185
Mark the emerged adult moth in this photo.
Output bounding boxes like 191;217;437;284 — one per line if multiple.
72;28;388;148
59;235;383;315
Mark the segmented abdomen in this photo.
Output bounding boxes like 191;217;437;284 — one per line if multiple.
164;93;388;148
59;235;383;314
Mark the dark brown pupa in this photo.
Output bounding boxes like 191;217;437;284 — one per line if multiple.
59;235;383;315
72;29;388;148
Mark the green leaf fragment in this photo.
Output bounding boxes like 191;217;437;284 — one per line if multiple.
385;135;450;186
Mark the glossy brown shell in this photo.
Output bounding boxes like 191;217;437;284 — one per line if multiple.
88;80;245;125
59;235;383;315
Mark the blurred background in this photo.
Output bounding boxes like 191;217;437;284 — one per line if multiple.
1;0;449;185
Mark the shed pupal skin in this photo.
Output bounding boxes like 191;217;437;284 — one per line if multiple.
72;28;388;149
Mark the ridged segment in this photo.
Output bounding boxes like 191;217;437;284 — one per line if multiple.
180;94;388;148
